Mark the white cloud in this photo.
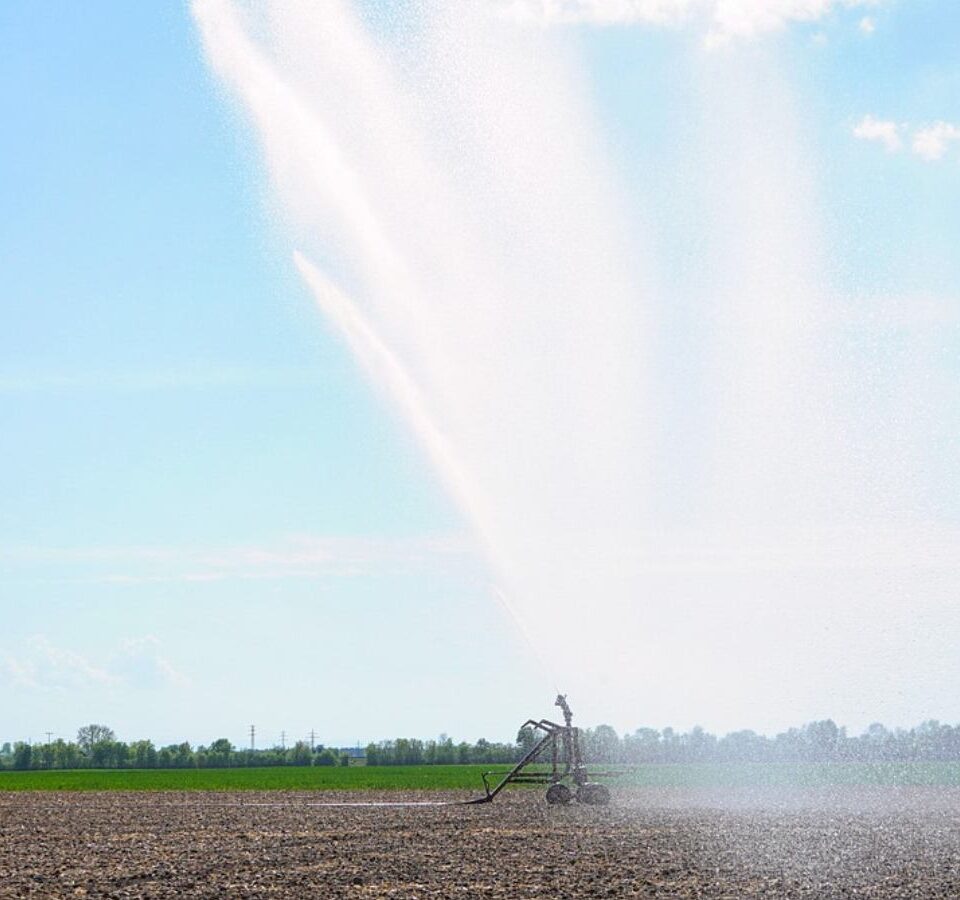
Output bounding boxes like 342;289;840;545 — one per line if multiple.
912;121;960;162
495;0;883;44
1;656;42;691
852;114;902;152
854;117;960;162
1;635;188;692
495;0;699;27
2;635;118;692
858;15;875;33
114;637;190;689
709;0;877;44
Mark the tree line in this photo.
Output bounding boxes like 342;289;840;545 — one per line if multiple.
364;735;520;766
4;719;960;771
0;725;353;771
571;719;960;765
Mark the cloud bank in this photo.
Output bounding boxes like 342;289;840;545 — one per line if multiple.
1;635;188;693
496;0;882;43
854;116;960;162
913;121;960;162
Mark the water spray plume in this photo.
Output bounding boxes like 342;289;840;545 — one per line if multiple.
292;251;491;536
294;251;552;683
196;0;960;735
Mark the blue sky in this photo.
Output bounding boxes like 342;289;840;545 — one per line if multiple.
2;0;959;748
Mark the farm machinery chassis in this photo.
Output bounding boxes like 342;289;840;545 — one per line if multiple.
467;695;613;805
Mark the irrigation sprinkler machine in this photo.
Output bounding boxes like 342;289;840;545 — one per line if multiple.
468;694;614;806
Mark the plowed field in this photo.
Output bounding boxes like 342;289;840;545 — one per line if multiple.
2;787;959;898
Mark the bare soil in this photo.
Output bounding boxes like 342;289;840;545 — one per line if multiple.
2;787;959;898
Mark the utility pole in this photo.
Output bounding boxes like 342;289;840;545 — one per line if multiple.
280;730;286;750
309;730;316;751
249;724;255;752
45;732;53;745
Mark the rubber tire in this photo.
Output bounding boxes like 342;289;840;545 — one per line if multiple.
545;783;573;805
576;783;611;806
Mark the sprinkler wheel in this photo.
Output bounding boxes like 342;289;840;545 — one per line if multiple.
576;783;611;806
545;783;573;805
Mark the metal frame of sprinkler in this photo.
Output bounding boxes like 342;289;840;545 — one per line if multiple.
467;695;613;805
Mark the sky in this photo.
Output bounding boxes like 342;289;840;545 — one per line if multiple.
1;0;959;750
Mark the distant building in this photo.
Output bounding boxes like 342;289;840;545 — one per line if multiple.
336;746;366;760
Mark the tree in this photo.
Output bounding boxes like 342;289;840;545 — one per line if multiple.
516;726;537;757
587;725;621;764
51;739;80;770
623;728;661;764
432;735;456;765
77;724;116;754
719;730;767;763
91;740;127;768
290;741;313;766
661;727;680;762
473;738;491;764
208;738;233;768
174;742;194;768
130;740;158;769
13;742;32;770
682;726;716;763
315;748;338;766
804;720;840;761
38;741;56;770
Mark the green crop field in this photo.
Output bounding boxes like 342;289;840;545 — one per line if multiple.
0;765;492;792
3;761;960;792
